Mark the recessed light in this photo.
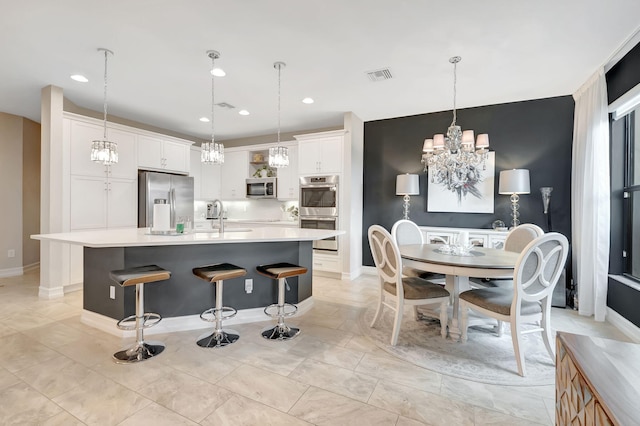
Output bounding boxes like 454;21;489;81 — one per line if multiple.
199;117;210;122
302;97;314;104
70;74;88;83
210;68;226;77
238;110;250;116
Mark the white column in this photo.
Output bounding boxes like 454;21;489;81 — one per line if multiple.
39;85;68;298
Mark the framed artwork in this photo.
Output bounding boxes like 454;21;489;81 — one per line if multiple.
427;152;495;213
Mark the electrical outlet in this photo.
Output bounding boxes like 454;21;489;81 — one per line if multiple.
109;286;115;299
7;249;15;258
245;278;253;293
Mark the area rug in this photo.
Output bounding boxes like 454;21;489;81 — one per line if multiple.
358;306;556;386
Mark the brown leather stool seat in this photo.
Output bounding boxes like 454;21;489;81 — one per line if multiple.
109;265;171;364
192;263;246;348
256;262;307;340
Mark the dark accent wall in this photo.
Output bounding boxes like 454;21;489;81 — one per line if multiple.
362;96;575;267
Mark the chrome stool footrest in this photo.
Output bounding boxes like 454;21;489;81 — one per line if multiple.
116;312;162;331
263;303;298;319
197;330;239;348
113;342;165;364
261;324;300;340
199;306;237;322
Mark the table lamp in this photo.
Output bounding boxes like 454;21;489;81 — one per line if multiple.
498;169;530;229
396;173;419;220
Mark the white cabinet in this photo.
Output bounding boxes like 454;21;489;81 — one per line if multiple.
220;150;249;200
313;251;342;273
190;147;221;200
69;175;137;230
296;131;343;175
276;144;298;200
68;120;137;179
138;135;190;173
420;226;508;248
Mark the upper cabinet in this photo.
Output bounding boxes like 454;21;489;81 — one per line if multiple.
138;135;191;174
190;147;221;200
295;130;345;175
68;119;137;179
220;150;249;199
276;143;299;200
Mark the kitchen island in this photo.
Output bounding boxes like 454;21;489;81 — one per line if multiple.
32;227;342;335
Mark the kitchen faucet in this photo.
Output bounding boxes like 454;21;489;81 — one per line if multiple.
212;199;224;233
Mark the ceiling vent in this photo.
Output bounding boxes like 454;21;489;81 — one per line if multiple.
216;102;235;109
366;68;393;82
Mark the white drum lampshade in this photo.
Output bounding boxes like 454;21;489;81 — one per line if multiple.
396;174;419;220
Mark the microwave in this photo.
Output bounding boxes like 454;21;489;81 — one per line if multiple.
246;178;277;199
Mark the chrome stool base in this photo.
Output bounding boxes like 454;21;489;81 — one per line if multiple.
197;329;239;348
262;324;300;340
113;342;165;364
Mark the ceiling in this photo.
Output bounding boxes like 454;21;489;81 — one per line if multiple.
2;0;640;142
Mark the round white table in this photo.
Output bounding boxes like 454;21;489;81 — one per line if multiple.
399;244;519;340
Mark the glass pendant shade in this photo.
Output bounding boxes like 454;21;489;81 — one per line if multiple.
201;141;224;164
91;140;118;164
269;145;289;168
202;50;224;165
91;48;118;165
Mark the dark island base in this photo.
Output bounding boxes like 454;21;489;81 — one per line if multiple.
83;240;313;321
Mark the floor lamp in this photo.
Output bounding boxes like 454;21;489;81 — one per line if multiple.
396;174;419;220
498;169;530;229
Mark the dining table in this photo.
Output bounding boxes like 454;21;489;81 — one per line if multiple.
399;243;520;341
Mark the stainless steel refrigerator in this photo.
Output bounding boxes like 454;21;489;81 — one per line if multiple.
138;171;194;229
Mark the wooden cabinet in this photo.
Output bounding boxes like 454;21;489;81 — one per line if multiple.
276;144;298;200
138;135;190;173
556;332;640;425
190;147;221;200
220;150;249;199
296;131;344;175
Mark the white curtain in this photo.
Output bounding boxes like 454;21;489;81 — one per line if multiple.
571;69;610;321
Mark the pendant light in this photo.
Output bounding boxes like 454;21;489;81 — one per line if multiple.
269;61;289;168
201;50;224;164
90;48;118;165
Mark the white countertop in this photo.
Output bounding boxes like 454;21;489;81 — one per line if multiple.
32;227;342;248
196;219;298;227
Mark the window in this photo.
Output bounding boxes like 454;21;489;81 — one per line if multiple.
622;108;640;280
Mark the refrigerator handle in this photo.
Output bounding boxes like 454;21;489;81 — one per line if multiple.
170;188;176;227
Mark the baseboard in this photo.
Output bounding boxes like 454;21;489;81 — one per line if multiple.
313;270;342;279
38;285;65;299
606;307;640;343
81;296;315;338
360;265;377;275
64;282;83;294
0;262;40;278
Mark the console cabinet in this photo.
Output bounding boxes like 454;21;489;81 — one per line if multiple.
419;226;508;248
556;332;640;425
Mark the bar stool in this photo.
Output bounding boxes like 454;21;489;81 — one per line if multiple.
109;265;171;364
256;262;307;340
192;263;247;348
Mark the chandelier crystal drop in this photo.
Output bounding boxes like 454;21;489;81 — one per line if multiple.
421;56;490;191
269;61;289;168
201;50;224;165
90;48;118;165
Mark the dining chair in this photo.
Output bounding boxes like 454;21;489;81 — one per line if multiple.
368;225;450;345
459;232;569;376
391;219;446;282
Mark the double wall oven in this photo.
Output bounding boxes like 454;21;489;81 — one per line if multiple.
299;175;339;251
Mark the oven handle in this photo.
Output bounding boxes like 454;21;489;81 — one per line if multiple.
300;216;337;221
300;185;337;189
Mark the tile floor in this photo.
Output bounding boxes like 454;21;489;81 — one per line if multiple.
0;269;631;425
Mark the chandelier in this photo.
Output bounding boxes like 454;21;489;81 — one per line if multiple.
421;56;490;191
90;48;118;165
201;50;224;164
269;61;289;168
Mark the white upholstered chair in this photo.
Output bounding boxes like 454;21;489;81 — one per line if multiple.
459;232;569;376
504;224;544;253
391;220;445;281
368;225;450;345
